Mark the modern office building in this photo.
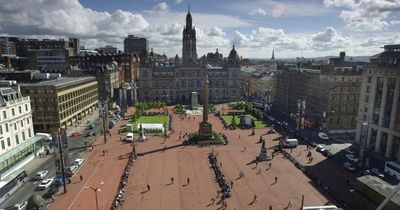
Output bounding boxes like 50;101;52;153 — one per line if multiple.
0;37;18;55
138;9;241;104
355;44;400;161
0;80;44;178
15;38;79;57
19;76;98;132
274;52;363;131
98;45;118;54
124;35;149;54
27;48;70;70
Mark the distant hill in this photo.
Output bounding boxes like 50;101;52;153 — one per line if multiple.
249;55;371;62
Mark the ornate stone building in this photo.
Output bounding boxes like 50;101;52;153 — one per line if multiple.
138;9;241;104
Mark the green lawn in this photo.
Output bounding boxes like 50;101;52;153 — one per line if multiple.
222;115;267;129
222;115;241;125
132;115;168;133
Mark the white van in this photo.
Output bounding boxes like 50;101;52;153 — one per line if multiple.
126;133;134;142
282;138;298;147
36;133;52;142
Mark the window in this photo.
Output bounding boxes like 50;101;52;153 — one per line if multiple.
5;124;8;132
1;140;4;150
366;86;370;93
20;120;23;127
11;108;15;116
2;111;6;119
27;118;30;125
22;132;25;141
15;135;19;144
25;104;28;111
368;76;372;83
28;129;32;138
14;123;17;130
0;125;2;135
18;106;21;114
7;138;10;146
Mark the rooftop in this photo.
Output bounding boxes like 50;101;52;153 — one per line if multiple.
19;76;96;89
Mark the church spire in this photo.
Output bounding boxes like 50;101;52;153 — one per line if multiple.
271;49;275;60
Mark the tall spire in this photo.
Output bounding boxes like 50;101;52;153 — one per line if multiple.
271;49;275;60
188;4;190;14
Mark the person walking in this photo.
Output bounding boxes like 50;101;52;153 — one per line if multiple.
269;162;272;169
274;176;278;183
80;175;83;181
230;181;233;189
288;198;292;208
103;150;106;156
252;194;257;203
171;177;174;184
147;184;151;192
269;204;273;210
187;177;190;185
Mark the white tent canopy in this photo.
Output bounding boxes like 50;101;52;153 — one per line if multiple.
137;123;164;132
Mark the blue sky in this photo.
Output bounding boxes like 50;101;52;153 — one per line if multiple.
0;0;399;58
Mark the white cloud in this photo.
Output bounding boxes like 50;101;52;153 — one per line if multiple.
208;27;226;36
249;8;266;16
325;0;400;31
175;0;184;5
312;27;338;42
323;0;354;8
152;2;169;12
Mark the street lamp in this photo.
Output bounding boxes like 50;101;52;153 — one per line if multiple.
84;180;104;210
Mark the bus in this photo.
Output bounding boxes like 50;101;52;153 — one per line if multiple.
0;170;28;204
384;161;400;180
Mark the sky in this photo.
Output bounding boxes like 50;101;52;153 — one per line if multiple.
0;0;399;58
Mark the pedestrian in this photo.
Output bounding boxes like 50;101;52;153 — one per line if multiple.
252;194;257;203
288;198;292;208
220;162;222;168
80;175;83;181
238;134;241;139
230;181;233;189
187;177;190;185
258;168;261;175
103;150;106;156
269;204;273;210
147;184;151;191
171;177;174;184
274;176;278;183
269;162;272;168
290;148;293;153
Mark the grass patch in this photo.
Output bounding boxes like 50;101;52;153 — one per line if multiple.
222;115;241;125
188;132;225;145
132;115;168;134
222;114;267;129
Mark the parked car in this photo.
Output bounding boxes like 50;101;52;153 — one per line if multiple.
73;158;84;166
71;131;82;137
316;144;325;152
13;201;27;210
37;178;54;190
318;132;329;140
34;170;48;180
70;165;79;174
346;154;359;163
345;148;356;155
343;162;356;172
371;168;385;178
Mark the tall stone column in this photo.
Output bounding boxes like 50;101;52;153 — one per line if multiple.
385;78;400;158
198;68;212;139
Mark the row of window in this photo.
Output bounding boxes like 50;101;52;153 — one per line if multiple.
0;117;31;135
0;104;30;120
0;128;32;150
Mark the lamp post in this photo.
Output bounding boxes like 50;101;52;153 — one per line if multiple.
84;180;104;210
57;128;67;194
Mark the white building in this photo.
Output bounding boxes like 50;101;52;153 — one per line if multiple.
98;45;118;54
0;80;44;178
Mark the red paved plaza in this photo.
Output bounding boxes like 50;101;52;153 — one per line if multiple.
50;106;335;210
